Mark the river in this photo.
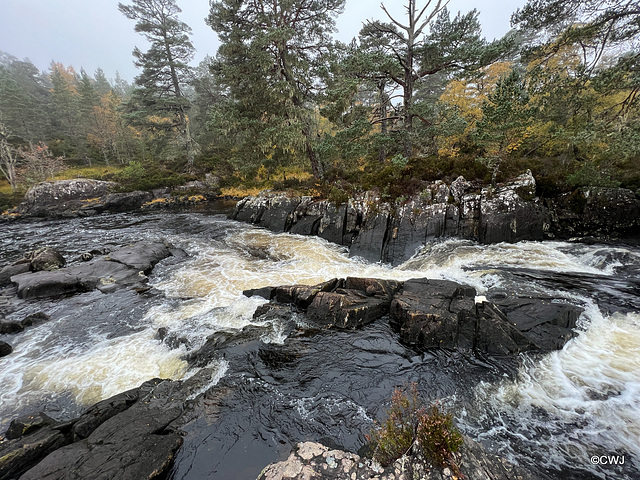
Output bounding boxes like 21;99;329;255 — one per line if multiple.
0;204;638;479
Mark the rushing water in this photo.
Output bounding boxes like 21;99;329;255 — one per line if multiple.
0;205;639;479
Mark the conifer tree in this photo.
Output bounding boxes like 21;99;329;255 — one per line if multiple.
119;0;198;166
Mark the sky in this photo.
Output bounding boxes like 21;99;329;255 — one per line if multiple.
0;0;527;82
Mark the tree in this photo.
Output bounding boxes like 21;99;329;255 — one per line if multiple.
207;0;346;179
0;118;19;191
364;1;513;156
119;0;198;166
475;70;536;184
512;0;640;73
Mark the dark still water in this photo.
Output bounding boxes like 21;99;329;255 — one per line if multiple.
1;205;638;479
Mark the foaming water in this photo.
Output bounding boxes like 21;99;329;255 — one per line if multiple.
469;305;640;478
1;212;640;480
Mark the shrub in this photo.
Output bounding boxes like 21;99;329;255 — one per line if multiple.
368;383;463;476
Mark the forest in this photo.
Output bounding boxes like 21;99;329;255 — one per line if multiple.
1;0;638;211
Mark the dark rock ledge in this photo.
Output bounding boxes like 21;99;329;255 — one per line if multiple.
231;172;640;265
2;178;219;220
0;370;217;480
244;276;583;356
2;241;173;300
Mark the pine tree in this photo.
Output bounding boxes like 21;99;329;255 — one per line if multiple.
119;0;198;166
207;0;346;179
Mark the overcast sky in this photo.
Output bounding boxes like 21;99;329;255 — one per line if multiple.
0;0;526;82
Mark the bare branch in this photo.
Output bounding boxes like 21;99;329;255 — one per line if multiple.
381;2;408;32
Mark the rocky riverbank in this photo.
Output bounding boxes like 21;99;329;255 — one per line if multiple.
231;172;640;265
2;178;218;219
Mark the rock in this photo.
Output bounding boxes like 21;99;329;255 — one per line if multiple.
490;294;582;353
18;179;117;217
0;340;12;357
0;263;29;287
546;187;640;239
230;172;559;265
1;370;217;480
21;312;51;328
93;191;153;213
106;241;171;274
0;423;71;480
0;321;23;334
9;242;172;299
307;289;390;329
390;279;478;351
5;412;58;440
26;247;66;272
249;277;582;355
257;438;536;480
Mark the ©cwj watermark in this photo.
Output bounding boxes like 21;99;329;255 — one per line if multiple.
590;455;625;465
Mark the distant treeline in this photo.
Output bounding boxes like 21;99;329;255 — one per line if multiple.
1;0;638;201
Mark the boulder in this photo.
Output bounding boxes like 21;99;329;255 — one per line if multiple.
19;179;117;215
26;247;66;272
0;340;12;357
0;263;29;287
257;438;536;480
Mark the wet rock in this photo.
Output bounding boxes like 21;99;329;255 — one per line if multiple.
0;340;12;357
0;423;71;480
106;241;171;274
21;312;50;328
307;289;390;329
2;370;217;480
0;320;23;334
390;279;478;351
0;263;29;287
231;172;556;265
9;242;172;299
490;294;582;353
26;247;66;272
257;438;536;480
5;412;58;440
251;277;581;355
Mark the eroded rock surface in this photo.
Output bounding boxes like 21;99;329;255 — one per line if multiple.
245;277;582;355
8;242;172;299
257;440;535;480
0;370;217;480
231;172;640;265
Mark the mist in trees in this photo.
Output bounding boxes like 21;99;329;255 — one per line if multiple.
0;0;638;203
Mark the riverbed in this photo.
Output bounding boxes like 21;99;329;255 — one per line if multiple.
1;204;638;479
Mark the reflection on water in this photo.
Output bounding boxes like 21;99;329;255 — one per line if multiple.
1;211;639;479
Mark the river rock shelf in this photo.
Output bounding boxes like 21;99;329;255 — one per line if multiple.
244;277;583;356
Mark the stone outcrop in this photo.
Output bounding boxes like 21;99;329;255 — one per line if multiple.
257;440;535;480
231;172;640;265
13;178;219;218
231;172;552;265
545;186;640;239
0;369;217;480
245;277;583;355
8;242;172;299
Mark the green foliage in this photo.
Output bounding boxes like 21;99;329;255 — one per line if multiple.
115;160;184;191
416;404;464;469
567;162;621;188
369;383;463;473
